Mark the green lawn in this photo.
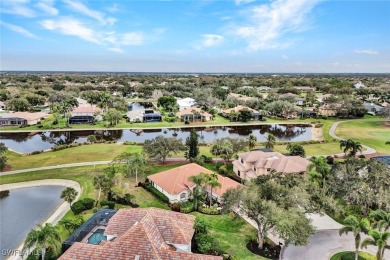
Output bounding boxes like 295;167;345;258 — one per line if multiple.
335;118;389;153
330;251;376;260
6;144;143;170
273;142;352;156
191;212;266;259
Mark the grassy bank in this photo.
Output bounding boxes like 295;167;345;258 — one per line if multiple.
330;251;376;260
191;212;265;259
335;118;389;153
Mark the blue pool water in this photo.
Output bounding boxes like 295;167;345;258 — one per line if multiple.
87;229;106;245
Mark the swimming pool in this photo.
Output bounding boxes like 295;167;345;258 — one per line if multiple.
87;228;107;245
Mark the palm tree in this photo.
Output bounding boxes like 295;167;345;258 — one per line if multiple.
129;153;148;185
339;215;370;260
265;134;276;149
93;174;109;204
60;187;78;207
340;139;363;157
307;156;331;189
23;223;61;260
361;229;390;260
370;210;390;231
188;174;205;210
248;134;257;150
206;173;221;207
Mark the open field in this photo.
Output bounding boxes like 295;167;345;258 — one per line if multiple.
272;142;345;156
191;212;265;259
335;118;389;153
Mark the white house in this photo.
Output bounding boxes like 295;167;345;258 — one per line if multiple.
177;98;197;111
147;163;241;203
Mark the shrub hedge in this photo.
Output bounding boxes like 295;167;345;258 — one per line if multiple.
71;198;95;215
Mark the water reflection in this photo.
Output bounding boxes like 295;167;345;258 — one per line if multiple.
0;124;312;154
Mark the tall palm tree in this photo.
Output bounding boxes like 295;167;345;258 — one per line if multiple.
188;174;205;210
340;139;363;157
23;223;61;260
361;229;390;260
307;156;331;189
248;134;257;150
370;210;390;231
129;153;148;185
206;173;221;207
265;134;276;149
339;215;370;260
60;187;78;207
93;174;109;204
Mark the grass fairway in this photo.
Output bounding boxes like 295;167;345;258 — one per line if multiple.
6;144;143;170
335;118;389;153
191;212;265;259
330;251;376;260
273;142;353;156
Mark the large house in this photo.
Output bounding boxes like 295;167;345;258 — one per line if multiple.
0;112;48;126
176;107;213;122
233;151;310;181
220;105;262;120
147;163;241;203
177;97;197;111
60;208;221;260
363;102;383;115
318;103;343;117
127;109;162;123
69;105;101;124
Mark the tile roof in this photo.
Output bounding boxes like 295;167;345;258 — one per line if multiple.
221;105;259;114
60;208;221;260
148;163;240;197
176;107;211;117
237;151;310;174
72;105;101;114
0;111;48;121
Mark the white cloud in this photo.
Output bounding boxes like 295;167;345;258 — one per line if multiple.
40;17;101;44
63;0;115;25
121;32;144;45
35;0;58;16
281;54;289;60
235;0;256;5
354;49;378;55
235;0;321;50
0;20;39;39
196;34;224;49
0;0;36;17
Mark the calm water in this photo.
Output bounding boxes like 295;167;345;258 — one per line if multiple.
0;124;312;154
0;186;64;258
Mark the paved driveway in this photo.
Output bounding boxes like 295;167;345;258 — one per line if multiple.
282;229;388;260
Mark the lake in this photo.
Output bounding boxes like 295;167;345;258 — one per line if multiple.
0;186;64;259
0;124;312;154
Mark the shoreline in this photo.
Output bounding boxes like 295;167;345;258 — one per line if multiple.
0;179;82;260
0;121;313;133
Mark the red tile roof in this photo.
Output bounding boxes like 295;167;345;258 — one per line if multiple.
176;107;212;117
147;163;241;197
1;112;48;121
60;208;221;260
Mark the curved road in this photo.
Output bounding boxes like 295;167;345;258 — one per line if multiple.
329;120;377;156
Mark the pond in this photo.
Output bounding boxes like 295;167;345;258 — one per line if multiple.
0;124;312;154
0;186;64;258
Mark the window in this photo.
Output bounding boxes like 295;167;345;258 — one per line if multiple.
241;158;243;164
180;193;186;199
237;170;241;176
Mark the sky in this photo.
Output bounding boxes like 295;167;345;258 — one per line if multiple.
0;0;389;73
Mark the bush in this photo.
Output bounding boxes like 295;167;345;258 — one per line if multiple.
198;206;220;215
30;150;43;155
217;165;228;175
143;183;169;203
100;200;115;209
170;202;181;212
179;201;194;213
87;135;97;142
71;198;95;215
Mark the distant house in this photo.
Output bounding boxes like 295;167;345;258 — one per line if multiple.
363;102;383;115
228;93;256;102
60;208;221;260
221;105;262;120
293;86;316;92
354;81;365;89
69;105;101;124
176;107;213;122
0;101;5;111
0;112;48;126
127;109;162;123
316;94;333;103
148;163;241;203
232;151;310;181
318;103;343;117
295;97;305;106
177;97;197;111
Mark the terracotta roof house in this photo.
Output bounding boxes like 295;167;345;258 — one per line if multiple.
221;105;262;121
232;151;310;181
69;105;102;124
60;208;221;260
176;107;213;122
148;163;241;203
0;112;48;126
318;103;343;117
